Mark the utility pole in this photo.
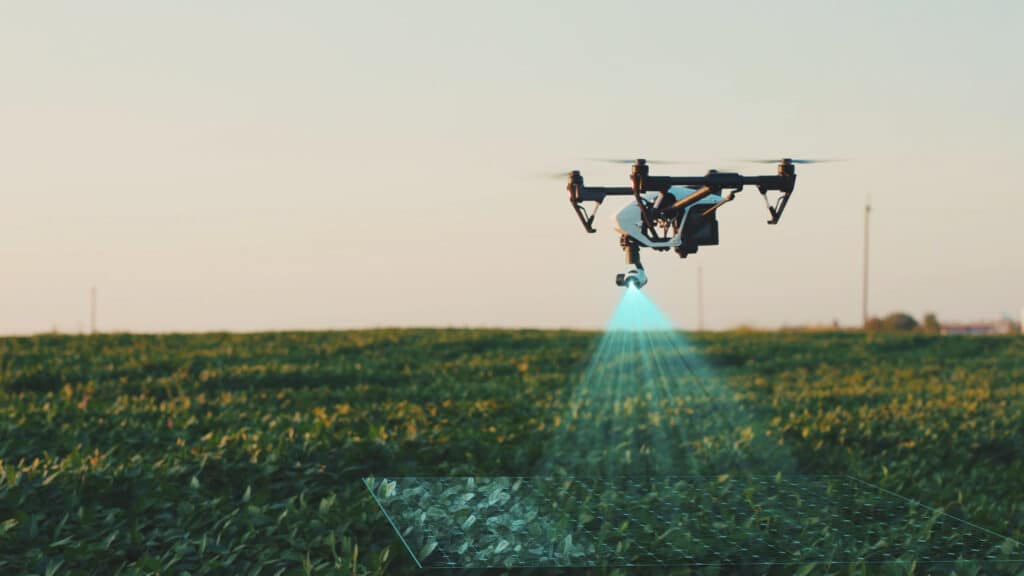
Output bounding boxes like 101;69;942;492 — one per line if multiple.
862;198;870;328
91;286;97;334
697;266;704;332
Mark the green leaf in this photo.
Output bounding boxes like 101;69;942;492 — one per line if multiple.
318;494;335;515
794;562;817;576
44;558;64;576
418;540;437;560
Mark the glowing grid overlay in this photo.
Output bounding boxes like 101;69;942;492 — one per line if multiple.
364;475;1024;569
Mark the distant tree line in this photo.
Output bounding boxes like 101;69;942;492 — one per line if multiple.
865;312;941;334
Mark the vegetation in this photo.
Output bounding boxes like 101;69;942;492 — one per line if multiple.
1;330;1022;574
865;312;919;332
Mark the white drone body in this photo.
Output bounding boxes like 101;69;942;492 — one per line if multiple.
612;188;722;249
611;188;723;289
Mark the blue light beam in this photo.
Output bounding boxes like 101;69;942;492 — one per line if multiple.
539;286;794;479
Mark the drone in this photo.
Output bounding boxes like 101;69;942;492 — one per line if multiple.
566;158;811;288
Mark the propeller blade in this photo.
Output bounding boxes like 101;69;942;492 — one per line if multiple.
587;158;697;165
535;171;576;180
741;158;844;165
589;158;636;164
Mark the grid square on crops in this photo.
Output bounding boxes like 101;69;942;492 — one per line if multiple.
364;475;1024;569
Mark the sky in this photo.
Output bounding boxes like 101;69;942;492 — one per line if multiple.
1;1;1022;334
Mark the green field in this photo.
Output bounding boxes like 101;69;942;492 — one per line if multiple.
1;330;1022;574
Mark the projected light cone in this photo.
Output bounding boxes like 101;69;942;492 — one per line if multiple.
607;286;674;332
539;287;794;479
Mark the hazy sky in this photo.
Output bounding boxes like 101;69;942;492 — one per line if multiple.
2;1;1022;334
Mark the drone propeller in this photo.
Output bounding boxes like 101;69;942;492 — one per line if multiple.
588;158;696;165
742;158;842;165
535;171;580;180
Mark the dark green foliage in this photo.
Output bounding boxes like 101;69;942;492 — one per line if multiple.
866;313;920;332
0;330;1022;574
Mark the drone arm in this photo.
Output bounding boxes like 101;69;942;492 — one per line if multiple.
571;174;792;203
744;175;794;193
575;186;633;202
642;174;793;193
